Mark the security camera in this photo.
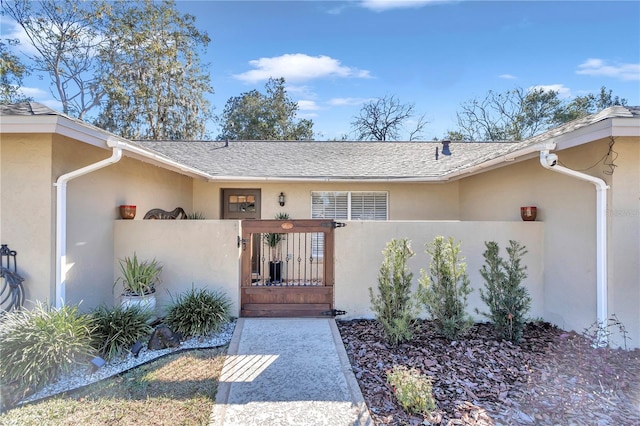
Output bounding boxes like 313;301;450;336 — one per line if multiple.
544;153;558;167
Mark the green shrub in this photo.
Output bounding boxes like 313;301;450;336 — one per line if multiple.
115;252;163;296
164;286;231;338
418;236;473;339
369;238;419;345
91;304;153;360
187;211;206;220
387;365;436;415
0;302;95;395
477;240;531;343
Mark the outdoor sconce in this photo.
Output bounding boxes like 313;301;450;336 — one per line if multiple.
279;192;286;207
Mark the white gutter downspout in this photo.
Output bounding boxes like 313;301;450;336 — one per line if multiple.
539;150;609;345
54;145;123;308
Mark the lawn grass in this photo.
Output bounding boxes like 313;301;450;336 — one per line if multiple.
0;347;227;426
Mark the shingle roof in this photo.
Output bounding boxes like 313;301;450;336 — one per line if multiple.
136;106;637;180
134;140;510;179
2;102;637;181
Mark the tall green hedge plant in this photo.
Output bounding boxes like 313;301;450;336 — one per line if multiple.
477;240;531;343
418;236;473;339
369;238;419;345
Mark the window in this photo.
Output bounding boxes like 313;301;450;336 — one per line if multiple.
311;191;388;258
311;191;388;221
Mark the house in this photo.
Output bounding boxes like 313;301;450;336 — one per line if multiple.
1;102;638;348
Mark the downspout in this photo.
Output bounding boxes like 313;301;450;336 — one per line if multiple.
539;150;609;345
54;145;123;308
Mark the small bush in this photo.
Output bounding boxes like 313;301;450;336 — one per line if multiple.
0;302;95;396
369;238;419;345
387;365;436;415
164;286;232;338
418;236;473;339
91;304;154;360
477;240;531;343
187;211;206;220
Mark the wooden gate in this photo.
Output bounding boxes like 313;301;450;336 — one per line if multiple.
240;219;341;317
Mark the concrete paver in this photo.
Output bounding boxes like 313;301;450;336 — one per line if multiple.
210;318;372;425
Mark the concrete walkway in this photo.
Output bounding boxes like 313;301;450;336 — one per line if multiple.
210;318;372;425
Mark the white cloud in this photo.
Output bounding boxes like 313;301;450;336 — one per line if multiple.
20;86;49;98
499;74;517;80
0;17;38;56
297;100;320;111
576;58;640;81
233;53;372;83
359;0;449;12
286;84;317;99
327;97;372;106
530;84;572;99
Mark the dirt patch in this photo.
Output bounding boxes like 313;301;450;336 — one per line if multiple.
337;320;640;425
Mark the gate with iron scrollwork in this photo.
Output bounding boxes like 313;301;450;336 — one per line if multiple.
239;219;344;317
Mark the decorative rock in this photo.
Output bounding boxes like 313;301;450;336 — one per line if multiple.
148;325;182;350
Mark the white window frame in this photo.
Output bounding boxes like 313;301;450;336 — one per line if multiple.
311;191;388;258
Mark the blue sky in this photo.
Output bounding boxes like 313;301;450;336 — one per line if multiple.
3;0;639;140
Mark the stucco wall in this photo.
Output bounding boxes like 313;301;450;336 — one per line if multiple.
114;220;241;317
335;220;544;322
53;137;194;310
193;180;460;221
458;139;639;347
609;137;640;348
0;134;56;306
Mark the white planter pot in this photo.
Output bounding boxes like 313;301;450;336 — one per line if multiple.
120;293;157;320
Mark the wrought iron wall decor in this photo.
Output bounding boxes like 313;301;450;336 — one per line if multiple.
143;207;187;220
0;244;25;311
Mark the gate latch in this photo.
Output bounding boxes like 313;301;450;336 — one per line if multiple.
237;236;249;250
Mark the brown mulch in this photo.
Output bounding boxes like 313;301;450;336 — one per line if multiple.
337;319;640;425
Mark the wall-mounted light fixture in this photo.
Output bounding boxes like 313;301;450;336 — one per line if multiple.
279;192;286;207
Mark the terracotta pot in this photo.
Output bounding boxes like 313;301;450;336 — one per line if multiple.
521;206;537;221
119;205;136;220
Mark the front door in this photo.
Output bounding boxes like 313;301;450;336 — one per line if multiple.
222;189;261;275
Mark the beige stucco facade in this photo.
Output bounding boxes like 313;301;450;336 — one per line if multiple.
1;134;55;304
1;113;638;348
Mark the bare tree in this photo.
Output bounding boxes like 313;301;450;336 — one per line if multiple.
351;95;428;141
451;88;561;141
2;0;104;118
449;86;628;142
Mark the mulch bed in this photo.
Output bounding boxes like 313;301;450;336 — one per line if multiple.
337;319;640;425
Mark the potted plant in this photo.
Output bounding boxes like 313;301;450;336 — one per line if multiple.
114;253;162;316
264;212;290;284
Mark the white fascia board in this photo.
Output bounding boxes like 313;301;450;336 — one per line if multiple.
611;117;640;137
553;117;640;151
1;114;122;150
116;142;214;181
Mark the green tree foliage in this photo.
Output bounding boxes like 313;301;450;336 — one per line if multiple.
418;236;473;339
1;0;102;118
448;86;628;141
93;0;214;140
351;94;427;141
217;77;314;140
369;238;419;345
554;86;628;124
477;240;531;343
0;40;31;103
